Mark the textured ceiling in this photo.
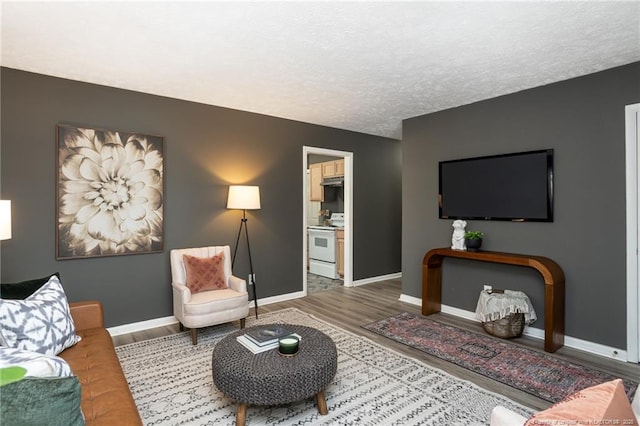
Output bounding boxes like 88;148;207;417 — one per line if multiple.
1;1;639;139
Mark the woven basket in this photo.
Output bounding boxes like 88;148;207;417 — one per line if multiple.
482;313;525;339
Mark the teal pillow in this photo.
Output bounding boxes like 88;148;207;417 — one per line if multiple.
0;375;84;425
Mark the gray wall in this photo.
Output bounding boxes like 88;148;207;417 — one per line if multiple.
402;62;640;349
0;68;402;327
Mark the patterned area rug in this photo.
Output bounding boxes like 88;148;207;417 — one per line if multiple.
362;312;638;403
116;308;533;425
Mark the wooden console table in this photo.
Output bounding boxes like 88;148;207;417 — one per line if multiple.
422;248;565;353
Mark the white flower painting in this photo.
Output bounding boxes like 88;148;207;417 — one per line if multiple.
56;125;164;259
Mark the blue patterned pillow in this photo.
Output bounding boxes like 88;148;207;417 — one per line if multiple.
0;347;72;377
0;275;81;355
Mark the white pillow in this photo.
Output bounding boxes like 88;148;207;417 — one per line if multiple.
0;347;73;378
0;275;81;355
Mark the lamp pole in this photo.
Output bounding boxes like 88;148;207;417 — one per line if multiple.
227;186;260;319
231;208;258;318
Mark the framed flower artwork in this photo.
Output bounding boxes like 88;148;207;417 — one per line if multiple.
56;124;164;259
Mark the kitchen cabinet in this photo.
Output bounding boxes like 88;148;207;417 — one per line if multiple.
309;163;324;202
322;159;344;178
337;229;344;278
310;159;344;202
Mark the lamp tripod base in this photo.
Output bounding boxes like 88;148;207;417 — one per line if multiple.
232;211;258;319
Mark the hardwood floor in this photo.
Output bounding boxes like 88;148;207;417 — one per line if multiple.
112;278;639;411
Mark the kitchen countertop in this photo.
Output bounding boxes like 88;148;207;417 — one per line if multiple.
308;225;344;230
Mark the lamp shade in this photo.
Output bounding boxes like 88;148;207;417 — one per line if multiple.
227;186;261;210
0;200;11;240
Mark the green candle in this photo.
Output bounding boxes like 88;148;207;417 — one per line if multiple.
279;335;299;355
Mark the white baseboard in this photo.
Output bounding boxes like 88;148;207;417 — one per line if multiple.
255;290;306;306
399;293;422;306
114;276;633;361
108;315;178;337
111;288;629;363
352;272;402;287
107;273;401;337
399;294;629;363
108;291;306;336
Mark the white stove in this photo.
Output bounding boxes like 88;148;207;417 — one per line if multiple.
308;213;344;279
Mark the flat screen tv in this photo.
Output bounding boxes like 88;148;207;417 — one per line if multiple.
439;149;554;222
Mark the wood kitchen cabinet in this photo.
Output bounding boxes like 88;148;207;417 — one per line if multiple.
337;229;344;277
310;159;344;201
335;159;344;177
322;159;344;178
309;163;324;202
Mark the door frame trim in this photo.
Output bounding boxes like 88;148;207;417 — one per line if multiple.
303;146;353;294
625;103;640;363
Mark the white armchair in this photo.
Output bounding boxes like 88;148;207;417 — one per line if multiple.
170;246;249;345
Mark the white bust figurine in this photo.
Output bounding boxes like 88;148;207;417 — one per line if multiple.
451;220;467;250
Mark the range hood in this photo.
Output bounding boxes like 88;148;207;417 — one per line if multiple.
321;176;344;187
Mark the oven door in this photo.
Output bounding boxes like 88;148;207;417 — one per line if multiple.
308;229;336;263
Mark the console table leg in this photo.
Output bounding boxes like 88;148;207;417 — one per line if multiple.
315;391;328;415
236;403;247;426
545;282;565;353
422;264;443;315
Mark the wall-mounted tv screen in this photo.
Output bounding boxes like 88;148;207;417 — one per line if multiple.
439;149;554;222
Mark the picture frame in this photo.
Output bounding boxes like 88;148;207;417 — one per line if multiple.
56;124;164;259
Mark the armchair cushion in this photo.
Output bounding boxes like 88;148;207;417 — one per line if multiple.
185;289;248;315
183;252;227;293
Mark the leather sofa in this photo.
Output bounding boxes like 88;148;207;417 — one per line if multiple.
61;301;142;425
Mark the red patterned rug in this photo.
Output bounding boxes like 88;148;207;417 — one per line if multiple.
362;312;637;403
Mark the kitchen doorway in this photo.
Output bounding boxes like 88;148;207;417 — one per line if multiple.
303;147;353;295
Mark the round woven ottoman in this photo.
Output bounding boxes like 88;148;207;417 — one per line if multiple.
212;324;337;426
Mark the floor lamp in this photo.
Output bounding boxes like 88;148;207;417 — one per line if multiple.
227;186;261;318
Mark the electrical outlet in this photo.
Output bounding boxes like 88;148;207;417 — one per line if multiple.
248;274;255;285
484;285;492;292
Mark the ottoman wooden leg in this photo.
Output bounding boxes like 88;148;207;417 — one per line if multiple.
236;403;247;426
315;390;328;415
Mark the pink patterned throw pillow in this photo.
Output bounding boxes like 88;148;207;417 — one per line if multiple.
182;252;227;293
525;379;638;426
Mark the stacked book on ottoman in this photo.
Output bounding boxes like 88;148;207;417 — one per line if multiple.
236;325;301;354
